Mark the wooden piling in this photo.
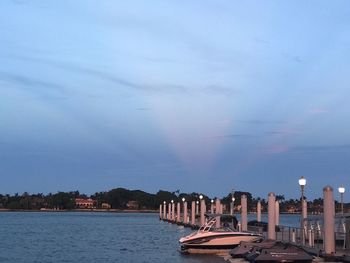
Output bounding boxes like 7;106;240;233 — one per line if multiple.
275;200;280;226
268;192;276;240
177;202;180;223
168;203;171;220
171;201;175;221
257;201;261;222
215;199;221;228
323;186;335;255
191;201;195;225
200;199;205;226
163;202;166;219
241;194;247;231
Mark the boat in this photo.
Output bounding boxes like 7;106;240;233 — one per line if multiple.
179;215;262;251
230;240;314;262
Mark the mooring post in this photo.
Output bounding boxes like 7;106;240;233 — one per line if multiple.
168;203;171;220
163;202;166;219
215;199;221;228
171;201;175;221
200;199;205;226
191;201;195;225
323;186;335;255
275;200;280;226
257;201;261;222
177;202;180;222
159;204;162;219
183;201;188;224
345;217;350;251
210;200;214;214
241;194;248;231
268;192;276;240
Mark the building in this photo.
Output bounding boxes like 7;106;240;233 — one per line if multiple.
75;198;96;209
101;203;111;209
126;200;139;209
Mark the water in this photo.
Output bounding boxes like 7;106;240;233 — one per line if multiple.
237;213;301;227
0;212;223;263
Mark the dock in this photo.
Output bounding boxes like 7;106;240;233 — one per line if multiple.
159;187;350;262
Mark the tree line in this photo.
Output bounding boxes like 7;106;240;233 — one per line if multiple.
0;188;346;213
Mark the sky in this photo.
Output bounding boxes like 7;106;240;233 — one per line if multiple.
1;0;350;200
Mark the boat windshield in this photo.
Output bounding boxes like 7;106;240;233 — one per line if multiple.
198;217;236;232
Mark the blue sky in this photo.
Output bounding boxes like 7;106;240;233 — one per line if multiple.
1;0;350;200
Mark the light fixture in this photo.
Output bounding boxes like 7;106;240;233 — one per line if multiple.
339;186;345;194
298;176;306;187
182;197;185;202
199;194;203;200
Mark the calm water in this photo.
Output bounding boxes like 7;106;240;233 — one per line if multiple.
0;212;224;263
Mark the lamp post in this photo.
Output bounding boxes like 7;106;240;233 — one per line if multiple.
338;186;345;214
298;176;307;244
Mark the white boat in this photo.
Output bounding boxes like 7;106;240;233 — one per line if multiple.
179;216;262;251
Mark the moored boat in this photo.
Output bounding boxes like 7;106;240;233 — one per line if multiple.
179;215;262;251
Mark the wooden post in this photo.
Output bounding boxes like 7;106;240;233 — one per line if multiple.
163;202;166;219
275;200;280;226
241;195;248;231
268;192;276;240
159;204;162;219
171;202;175;221
215;199;221;228
191;201;195;225
210;201;214;214
183;201;188;224
257;201;261;222
177;202;180;222
168;203;171;220
200;199;205;226
323;186;335;255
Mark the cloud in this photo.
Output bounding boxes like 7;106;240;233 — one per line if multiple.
6;55;237;96
0;71;67;99
282;52;303;63
238;119;285;124
137;107;151;111
265;129;301;135
309;108;329;115
292;144;350;153
202;85;237;96
263;146;290;154
207;134;254;139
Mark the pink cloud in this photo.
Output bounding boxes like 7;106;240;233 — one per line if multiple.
309;108;329;115
264;146;289;154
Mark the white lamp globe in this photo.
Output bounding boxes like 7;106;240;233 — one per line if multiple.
339;186;345;194
298;176;306;186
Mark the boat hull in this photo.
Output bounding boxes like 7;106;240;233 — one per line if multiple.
180;233;262;250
